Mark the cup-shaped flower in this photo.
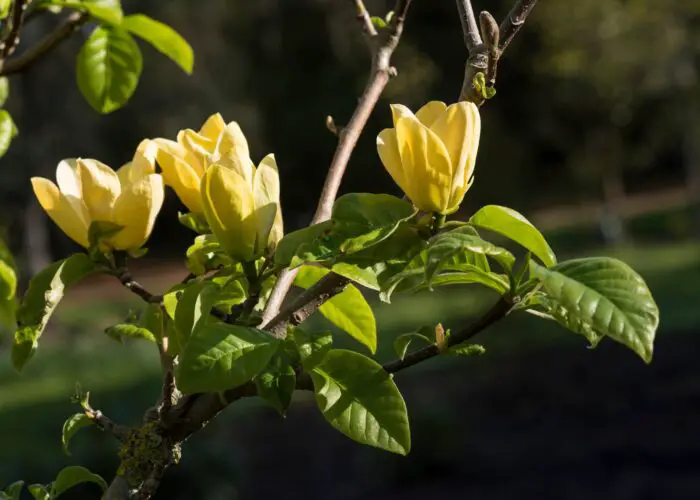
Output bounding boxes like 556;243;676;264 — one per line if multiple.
200;153;283;262
153;113;249;214
377;101;481;214
31;140;165;251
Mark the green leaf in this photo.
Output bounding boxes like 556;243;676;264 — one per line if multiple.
255;354;296;416
13;254;97;371
0;77;9;106
173;281;218;349
448;344;486;356
0;257;17;301
295;266;377;354
274;221;333;268
470;205;556;267
310;349;410;455
178;212;210;234
61;413;93;456
0;110;18;158
0;0;10;19
87;220;124;248
76;26;143;114
104;323;156;343
27;485;49;500
176;322;279;394
1;481;23;500
49;0;123;25
331;262;380;291
393;332;431;360
530;258;659;363
331;193;416;254
122;14;194;74
185;234;230;275
50;466;107;498
290;327;332;370
370;15;387;29
425;227;515;285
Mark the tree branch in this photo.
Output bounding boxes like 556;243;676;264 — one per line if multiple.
498;0;538;52
0;0;31;60
383;297;513;373
261;0;414;327
83;403;130;442
0;11;87;76
455;0;481;50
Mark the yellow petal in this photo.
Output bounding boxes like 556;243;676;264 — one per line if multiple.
268;203;284;251
31;177;90;248
110;174;165;250
199;113;226;142
213;121;250;162
179;128;217;162
201;164;257;261
390;104;415;126
253;153;281;253
77;159;121;221
395;116;453;213
56;159;82;198
377;128;412;200
415;101;447;127
154;145;204;213
430;101;481;208
118;140;158;185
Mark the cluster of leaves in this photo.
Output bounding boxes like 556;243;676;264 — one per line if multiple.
0;0;192;158
0;467;106;500
6;191;659;460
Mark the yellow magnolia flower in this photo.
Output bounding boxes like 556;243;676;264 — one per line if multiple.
31;140;165;250
201;153;283;262
377;101;481;214
153;113;249;214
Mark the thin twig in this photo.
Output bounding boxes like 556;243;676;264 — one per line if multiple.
84;405;130;442
455;0;481;49
498;0;538;52
261;0;413;327
353;0;378;37
383;297;513;373
113;267;163;304
0;11;87;76
265;273;350;338
0;0;31;59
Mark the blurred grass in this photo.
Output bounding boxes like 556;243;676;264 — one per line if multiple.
0;239;699;487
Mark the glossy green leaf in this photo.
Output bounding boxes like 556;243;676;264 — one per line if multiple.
13;254;97;371
185;234;231;275
1;481;23;500
178;212;210;234
0;110;18;158
76;26;142;114
393;332;431;360
122;14;194;74
0;77;9;106
290;327;333;370
530;258;659;363
331;193;416;254
176;322;279;394
27;485;49;500
61;413;93;456
425;228;515;285
310;349;410;455
295;266;376;353
331;262;381;291
470;205;556;267
255;354;296;416
274;221;333;268
49;0;123;25
50;466;107;498
173;281;218;349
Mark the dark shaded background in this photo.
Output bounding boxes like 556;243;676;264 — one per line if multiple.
1;1;699;499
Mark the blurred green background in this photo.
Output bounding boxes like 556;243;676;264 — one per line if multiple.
2;0;700;498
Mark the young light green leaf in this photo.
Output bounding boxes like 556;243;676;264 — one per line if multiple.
393;332;432;360
255;355;296;416
530;258;659;363
295;266;376;354
27;485;49;500
176;323;279;394
1;480;23;500
310;349;410;455
104;323;156;343
122;14;194;74
448;344;486;357
87;220;124;248
274;221;334;268
0;77;9;106
178;212;210;234
50;466;107;498
61;413;93;456
49;0;123;25
331;262;381;291
0;110;18;158
425;228;515;285
470;205;556;267
13;254;98;371
173;281;218;349
290;327;333;370
331;193;416;254
76;26;143;114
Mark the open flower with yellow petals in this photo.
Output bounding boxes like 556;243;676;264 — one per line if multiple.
31;140;164;251
377;101;481;215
